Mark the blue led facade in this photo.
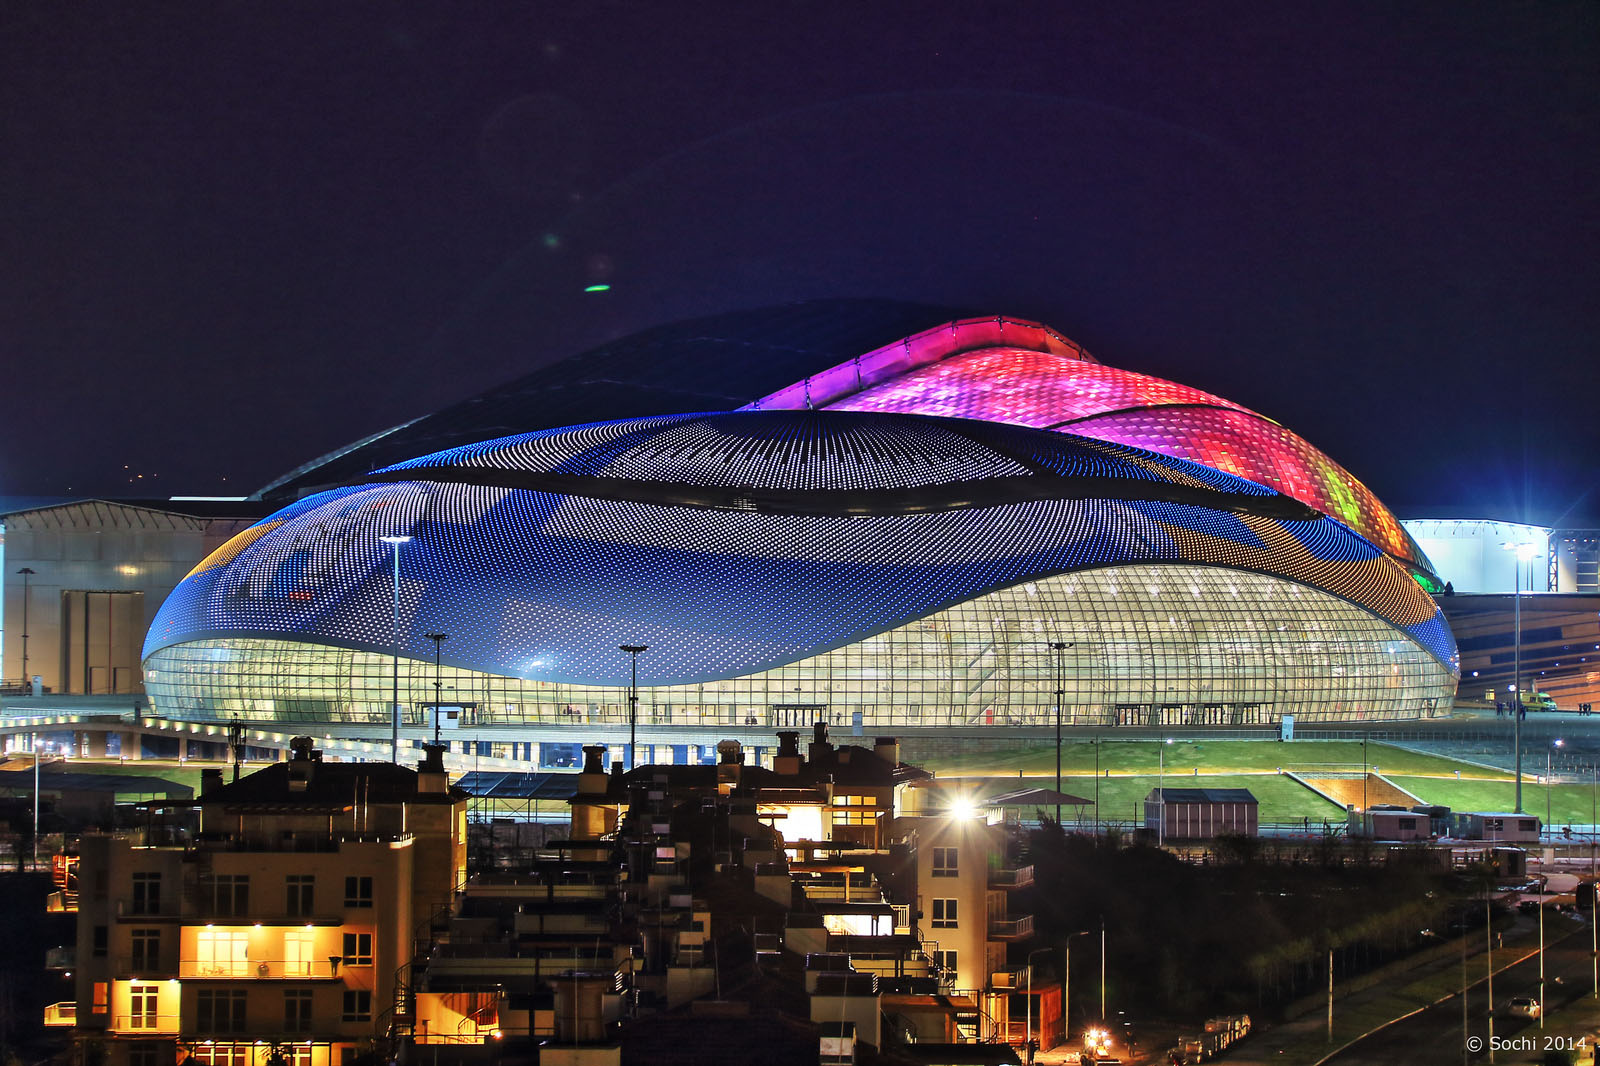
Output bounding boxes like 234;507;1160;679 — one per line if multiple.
145;412;1456;714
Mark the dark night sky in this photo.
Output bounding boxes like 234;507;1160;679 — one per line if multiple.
2;4;1595;523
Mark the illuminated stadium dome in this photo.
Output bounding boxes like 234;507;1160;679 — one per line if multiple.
144;406;1458;747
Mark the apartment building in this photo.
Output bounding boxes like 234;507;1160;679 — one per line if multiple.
64;739;468;1066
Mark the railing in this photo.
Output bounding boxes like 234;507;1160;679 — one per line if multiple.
110;1013;182;1033
43;1003;76;1027
115;899;182;919
45;947;75;970
47;891;78;914
988;865;1033;889
189;832;414;853
988;915;1034;940
179;958;343;979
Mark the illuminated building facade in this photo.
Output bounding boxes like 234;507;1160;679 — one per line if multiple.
63;741;469;1066
142;405;1458;745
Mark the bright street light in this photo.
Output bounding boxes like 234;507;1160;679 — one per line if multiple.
379;535;412;763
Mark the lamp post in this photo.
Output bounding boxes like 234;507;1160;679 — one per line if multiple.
16;567;35;690
620;645;648;770
1049;641;1072;824
379;535;412;764
1099;917;1108;1023
1502;540;1543;813
1064;929;1091;1047
425;633;448;746
1080;738;1101;836
1158;738;1172;847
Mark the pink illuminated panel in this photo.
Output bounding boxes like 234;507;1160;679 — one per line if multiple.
800;344;1423;568
824;348;1250;426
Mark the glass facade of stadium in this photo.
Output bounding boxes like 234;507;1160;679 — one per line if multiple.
145;563;1455;741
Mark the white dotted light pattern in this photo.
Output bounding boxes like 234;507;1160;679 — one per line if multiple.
143;565;1455;728
145;411;1455;694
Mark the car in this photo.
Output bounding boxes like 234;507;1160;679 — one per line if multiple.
1507;995;1541;1019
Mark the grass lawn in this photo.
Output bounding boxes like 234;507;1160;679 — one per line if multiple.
931;739;1505;780
986;771;1346;824
1390;775;1600;824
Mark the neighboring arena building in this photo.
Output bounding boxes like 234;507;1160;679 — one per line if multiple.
140;309;1459;755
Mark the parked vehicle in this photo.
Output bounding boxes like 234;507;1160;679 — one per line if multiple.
1508;995;1540;1019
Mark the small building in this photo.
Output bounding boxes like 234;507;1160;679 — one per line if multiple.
1143;788;1258;839
1449;811;1542;843
1346;804;1433;841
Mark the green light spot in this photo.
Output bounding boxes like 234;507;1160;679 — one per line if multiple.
583;284;610;293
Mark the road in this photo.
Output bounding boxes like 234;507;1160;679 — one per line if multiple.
1326;918;1600;1065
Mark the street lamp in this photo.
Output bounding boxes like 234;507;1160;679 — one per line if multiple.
1502;539;1544;814
1158;738;1173;848
379;535;412;764
16;567;35;690
1063;929;1091;1047
425;633;449;746
1420;924;1470;1066
1049;641;1073;824
620;645;648;770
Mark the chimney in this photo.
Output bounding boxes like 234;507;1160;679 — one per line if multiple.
287;736;317;792
716;740;743;793
578;745;611;795
874;737;900;768
201;768;224;797
417;743;448;794
808;721;833;767
774;731;803;775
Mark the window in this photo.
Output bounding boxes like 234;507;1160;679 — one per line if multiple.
342;932;373;966
286;875;315;917
129;1042;170;1066
1398;818;1417;830
186;1046;248;1066
933;949;957;973
931;846;958;877
1520;820;1539;832
285;990;313;1033
284;928;316;977
200;875;250;917
932;898;958;928
92;925;107;958
129;984;159;1029
196;990;247;1033
195;928;249;977
131;873;161;915
342;989;371;1022
344;876;372;908
131;928;160;972
92;982;107;1015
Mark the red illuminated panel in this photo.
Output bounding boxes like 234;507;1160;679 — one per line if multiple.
823;347;1250;426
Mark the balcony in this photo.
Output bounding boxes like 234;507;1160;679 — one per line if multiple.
988;864;1034;889
987;914;1034;941
179;958;343;979
46;946;75;971
43;1003;76;1027
111;1014;181;1034
46;891;77;914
